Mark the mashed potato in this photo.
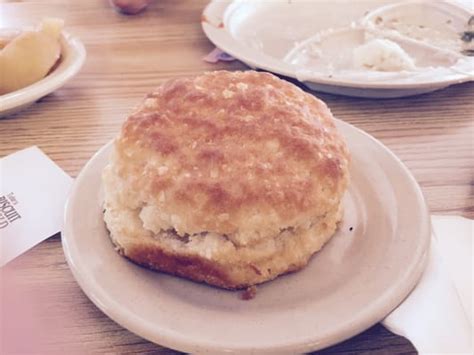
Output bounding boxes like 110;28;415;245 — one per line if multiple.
353;38;416;71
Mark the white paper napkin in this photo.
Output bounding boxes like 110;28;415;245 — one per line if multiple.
0;146;73;266
382;215;473;354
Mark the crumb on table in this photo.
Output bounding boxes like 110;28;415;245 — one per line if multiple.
240;286;257;300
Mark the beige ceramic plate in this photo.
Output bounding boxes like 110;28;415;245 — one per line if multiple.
62;119;430;354
0;32;86;118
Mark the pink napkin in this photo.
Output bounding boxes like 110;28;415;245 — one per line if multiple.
203;47;236;63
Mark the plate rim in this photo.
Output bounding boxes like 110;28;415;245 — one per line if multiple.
201;0;473;91
62;119;430;353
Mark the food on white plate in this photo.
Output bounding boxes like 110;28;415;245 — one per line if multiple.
364;2;473;56
280;1;473;84
285;25;471;84
461;15;474;57
353;38;416;72
0;18;63;95
102;70;350;290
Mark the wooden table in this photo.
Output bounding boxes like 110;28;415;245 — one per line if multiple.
1;1;472;353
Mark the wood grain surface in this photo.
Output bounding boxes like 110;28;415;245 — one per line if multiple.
0;0;472;354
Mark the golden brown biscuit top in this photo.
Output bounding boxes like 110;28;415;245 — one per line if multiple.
114;71;349;246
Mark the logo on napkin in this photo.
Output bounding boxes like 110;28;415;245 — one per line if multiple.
0;146;73;266
0;193;21;229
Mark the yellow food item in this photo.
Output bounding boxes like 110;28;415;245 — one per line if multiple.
0;18;64;95
0;30;20;50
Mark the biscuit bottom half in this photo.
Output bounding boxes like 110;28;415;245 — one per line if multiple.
105;203;343;290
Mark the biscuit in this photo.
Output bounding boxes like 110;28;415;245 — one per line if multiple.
103;70;350;289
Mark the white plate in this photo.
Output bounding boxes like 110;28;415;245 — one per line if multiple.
62;119;430;354
202;0;473;98
0;32;86;118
